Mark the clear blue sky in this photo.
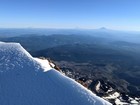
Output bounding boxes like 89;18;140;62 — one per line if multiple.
0;0;140;31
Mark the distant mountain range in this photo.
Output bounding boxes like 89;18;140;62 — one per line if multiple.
0;28;140;44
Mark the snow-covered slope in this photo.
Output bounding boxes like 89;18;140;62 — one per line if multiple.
0;42;111;105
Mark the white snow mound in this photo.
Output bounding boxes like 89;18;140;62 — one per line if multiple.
0;42;111;105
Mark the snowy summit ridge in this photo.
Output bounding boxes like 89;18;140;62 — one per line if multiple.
0;42;111;105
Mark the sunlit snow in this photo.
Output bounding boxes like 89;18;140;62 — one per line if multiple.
0;42;111;105
34;58;52;72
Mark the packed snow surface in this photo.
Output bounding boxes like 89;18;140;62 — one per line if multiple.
0;42;111;105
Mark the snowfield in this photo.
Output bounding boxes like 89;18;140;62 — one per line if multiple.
0;42;111;105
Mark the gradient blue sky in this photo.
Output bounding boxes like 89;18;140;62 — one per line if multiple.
0;0;140;31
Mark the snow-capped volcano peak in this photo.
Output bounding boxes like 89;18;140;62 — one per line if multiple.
0;42;111;105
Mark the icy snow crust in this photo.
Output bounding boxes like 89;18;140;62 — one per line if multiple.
0;42;111;105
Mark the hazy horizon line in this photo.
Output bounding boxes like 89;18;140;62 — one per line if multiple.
0;27;140;33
